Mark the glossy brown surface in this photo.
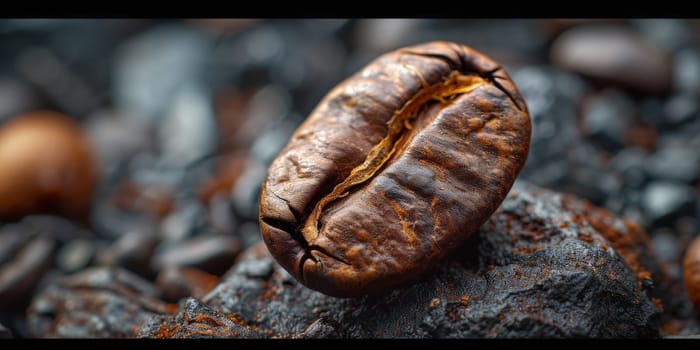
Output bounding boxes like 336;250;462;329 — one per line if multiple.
258;41;531;297
683;236;700;313
0;111;97;222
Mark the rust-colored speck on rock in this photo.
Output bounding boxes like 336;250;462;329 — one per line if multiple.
224;313;261;332
153;322;180;339
625;120;657;151
577;231;595;244
637;271;652;281
563;194;656;291
166;303;179;314
651;297;664;313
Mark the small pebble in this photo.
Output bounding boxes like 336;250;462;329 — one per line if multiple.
151;234;241;276
551;24;673;96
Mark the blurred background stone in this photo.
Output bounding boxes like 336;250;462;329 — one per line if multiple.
150;234;241;276
550;24;673;96
155;266;219;303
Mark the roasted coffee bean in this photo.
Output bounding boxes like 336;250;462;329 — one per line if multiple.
683;235;700;314
259;41;531;297
0;111;97;222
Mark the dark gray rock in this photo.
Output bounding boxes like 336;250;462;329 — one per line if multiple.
27;267;168;338
151;234;241;276
651;229;682;268
208;20;347;113
511;66;588;191
85;108;154;177
230;158;267;221
663;93;698;126
550;143;619;206
645;145;700;184
0;77;41;122
15;46;101;117
293;318;343;339
673;48;700;93
113;23;212;123
19;215;92;243
0;215;92;310
236;222;266;251
138;298;260;338
0;225;34;265
0;322;12;338
611;148;651;189
511;66;585;164
156;82;216;168
352;19;428;54
90;197;157;240
0;313;28;339
96;229;157;276
207;193;237;236
633;19;695;54
140;183;664;338
158;201;208;243
578;89;636;151
642;181;696;226
0;235;55;310
638;98;667;129
56;239;98;274
248;116;298;165
60;266;162;299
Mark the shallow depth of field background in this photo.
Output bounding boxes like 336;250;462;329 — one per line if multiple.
0;18;699;337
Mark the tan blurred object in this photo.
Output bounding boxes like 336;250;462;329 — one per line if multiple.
550;24;673;96
0;111;97;222
539;18;625;37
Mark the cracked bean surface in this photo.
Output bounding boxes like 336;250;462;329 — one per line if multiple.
258;41;531;297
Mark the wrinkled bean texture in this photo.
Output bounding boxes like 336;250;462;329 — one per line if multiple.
258;41;531;297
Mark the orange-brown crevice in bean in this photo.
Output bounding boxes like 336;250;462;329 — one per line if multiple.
300;71;487;245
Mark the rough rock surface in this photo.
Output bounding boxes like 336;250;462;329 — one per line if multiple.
138;182;665;338
27;267;174;338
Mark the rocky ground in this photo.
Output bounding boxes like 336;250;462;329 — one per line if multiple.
0;19;699;338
